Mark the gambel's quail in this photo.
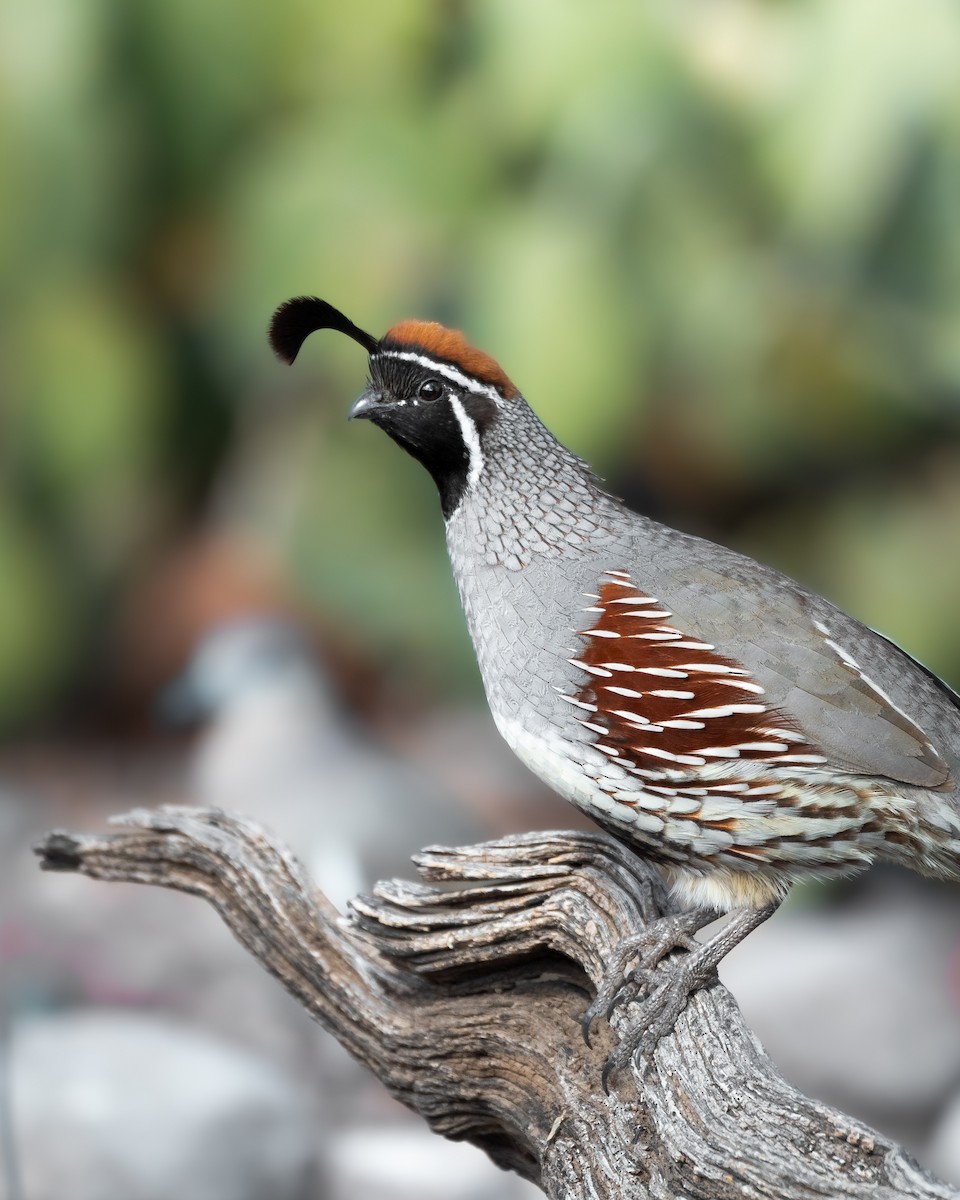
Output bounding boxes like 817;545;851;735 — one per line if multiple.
270;296;960;1053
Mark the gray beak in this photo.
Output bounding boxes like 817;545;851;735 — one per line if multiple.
348;388;385;420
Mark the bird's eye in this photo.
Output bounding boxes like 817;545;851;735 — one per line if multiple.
418;379;444;402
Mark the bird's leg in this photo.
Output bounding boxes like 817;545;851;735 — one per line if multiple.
600;901;780;1087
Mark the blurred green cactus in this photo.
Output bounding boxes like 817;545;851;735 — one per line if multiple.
2;0;959;730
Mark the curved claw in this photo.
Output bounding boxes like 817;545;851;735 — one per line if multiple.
601;1037;646;1094
580;975;640;1046
601;1053;618;1095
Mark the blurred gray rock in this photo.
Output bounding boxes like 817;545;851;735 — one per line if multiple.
0;784;28;843
329;1123;540;1200
10;1010;322;1200
165;619;483;909
721;873;960;1138
928;1090;960;1185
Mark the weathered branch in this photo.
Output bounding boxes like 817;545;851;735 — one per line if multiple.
36;807;957;1199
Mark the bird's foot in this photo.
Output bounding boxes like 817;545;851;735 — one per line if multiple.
599;946;722;1090
580;907;713;1046
593;901;781;1091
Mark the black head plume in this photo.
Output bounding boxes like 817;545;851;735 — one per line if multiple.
268;296;380;364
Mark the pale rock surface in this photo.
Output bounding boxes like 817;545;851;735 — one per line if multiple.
721;873;960;1144
329;1123;541;1200
927;1089;960;1185
9;1009;321;1200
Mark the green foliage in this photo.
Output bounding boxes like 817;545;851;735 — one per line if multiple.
0;505;78;727
2;0;960;727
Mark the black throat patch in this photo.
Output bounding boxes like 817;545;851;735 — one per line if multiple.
366;355;498;518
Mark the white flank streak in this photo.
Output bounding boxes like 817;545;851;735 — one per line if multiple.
611;708;650;724
586;629;620;638
814;620;859;666
670;641;715;651
448;396;484;490
603;570;632;579
578;720;609;735
650;689;695;699
605;685;645;699
715;679;765;693
582;606;604;613
568;658;613;677
636;746;683;762
642;748;706;766
856;669;920;724
556;692;598;712
774;753;828;764
660;719;705;730
596;744;621;757
683;703;766;718
609;596;659;605
636;667;689;678
757;726;803;741
630;631;681;641
825;638;860;669
697;747;740;758
378;349;503;404
675;662;740;674
601;662;636;672
816;620;930;735
735;741;789;753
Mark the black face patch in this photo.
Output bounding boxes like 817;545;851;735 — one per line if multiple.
361;355;499;518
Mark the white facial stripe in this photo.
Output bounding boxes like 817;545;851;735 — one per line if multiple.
377;349;504;406
448;396;484;492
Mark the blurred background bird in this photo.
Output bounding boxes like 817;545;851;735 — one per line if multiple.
160;617;484;909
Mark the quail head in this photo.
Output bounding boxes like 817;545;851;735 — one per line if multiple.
269;296;960;1050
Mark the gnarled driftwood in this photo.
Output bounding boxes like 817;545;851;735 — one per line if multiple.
35;807;957;1199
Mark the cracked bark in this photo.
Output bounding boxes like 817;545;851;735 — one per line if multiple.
35;806;958;1200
